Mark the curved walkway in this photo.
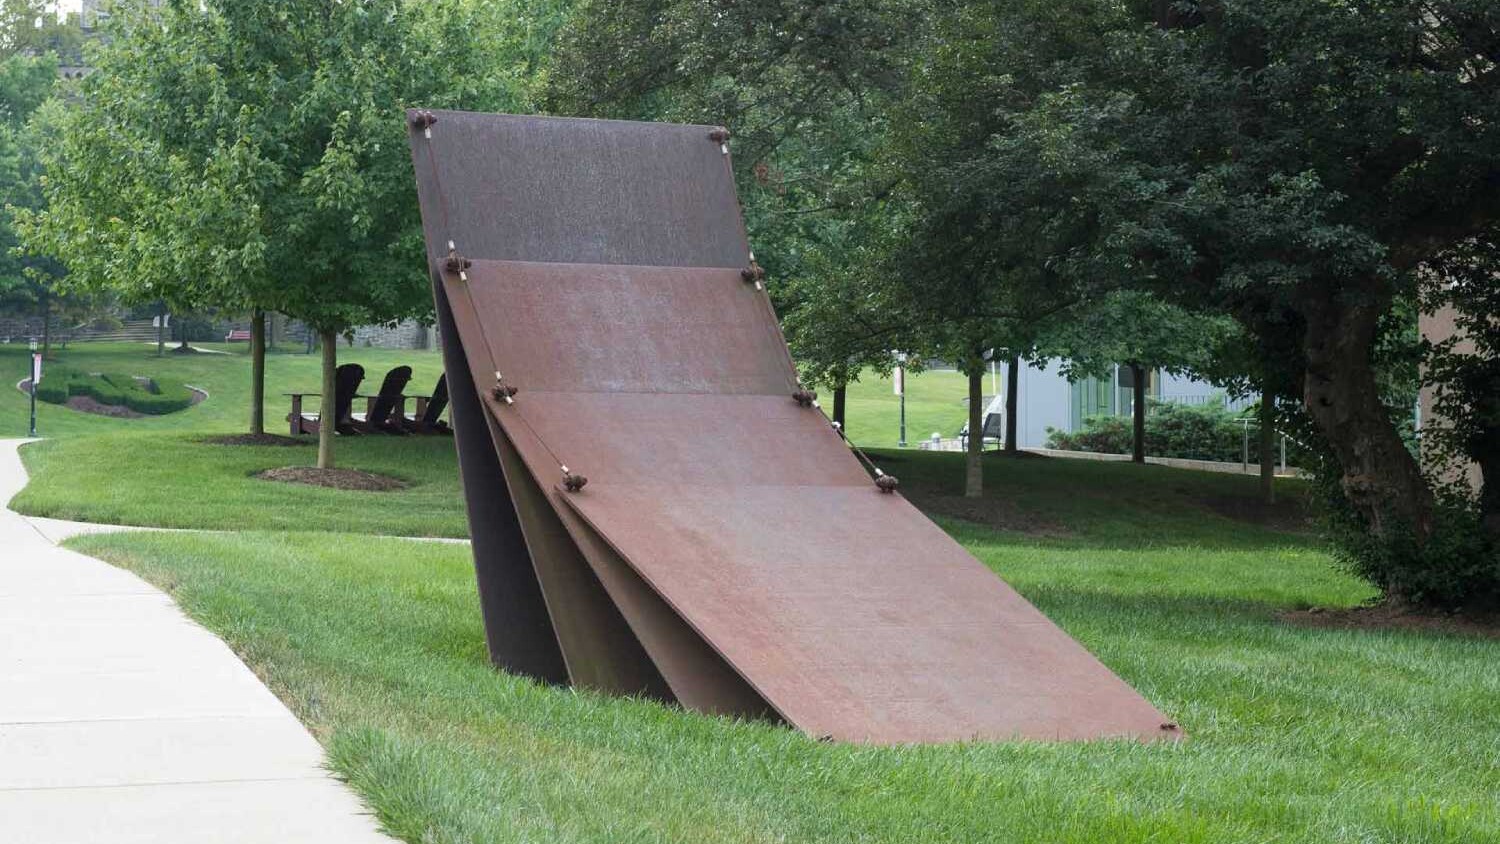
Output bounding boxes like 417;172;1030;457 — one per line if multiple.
0;439;395;843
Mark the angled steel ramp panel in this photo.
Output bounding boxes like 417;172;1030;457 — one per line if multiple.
408;110;1178;744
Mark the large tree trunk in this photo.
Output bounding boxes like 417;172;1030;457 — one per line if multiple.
249;310;266;436
1301;291;1433;541
1259;391;1276;504
1005;353;1020;454
832;384;847;434
318;328;337;470
965;368;983;498
1131;362;1147;464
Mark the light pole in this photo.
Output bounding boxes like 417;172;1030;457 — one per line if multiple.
895;352;908;448
28;338;39;438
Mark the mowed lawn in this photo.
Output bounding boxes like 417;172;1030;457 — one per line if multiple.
10;342;1499;841
7;344;967;532
832;367;974;448
0;340;447;439
65;450;1500;843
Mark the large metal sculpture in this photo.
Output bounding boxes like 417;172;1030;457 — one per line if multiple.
408;110;1178;744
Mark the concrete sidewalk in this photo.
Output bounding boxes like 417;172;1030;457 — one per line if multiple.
0;439;394;843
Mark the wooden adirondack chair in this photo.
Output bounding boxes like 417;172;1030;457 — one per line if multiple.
285;363;365;436
361;366;413;435
402;374;452;435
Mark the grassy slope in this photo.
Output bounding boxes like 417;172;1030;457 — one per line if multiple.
833;368;973;448
66;453;1500;843
13;433;467;536
7;345;965;532
0;341;446;438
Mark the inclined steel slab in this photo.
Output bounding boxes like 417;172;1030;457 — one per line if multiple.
561;485;1173;743
409;110;1178;744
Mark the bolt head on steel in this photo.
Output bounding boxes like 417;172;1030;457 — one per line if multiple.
444;250;473;274
491;384;519;401
708;127;731;143
563;472;588;492
741;264;766;283
792;389;817;408
875;475;900;493
410;110;438;131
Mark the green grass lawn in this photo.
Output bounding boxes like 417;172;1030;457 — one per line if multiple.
12;342;1500;842
832;368;974;448
12;432;467;536
68;466;1499;842
0;340;446;438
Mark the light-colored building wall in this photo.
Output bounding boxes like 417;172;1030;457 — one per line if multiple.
1418;306;1482;492
992;359;1239;449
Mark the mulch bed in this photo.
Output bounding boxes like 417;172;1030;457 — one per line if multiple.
256;466;408;492
201;434;311;447
1280;602;1500;639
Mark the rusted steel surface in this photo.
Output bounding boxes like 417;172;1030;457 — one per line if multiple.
459;261;799;395
409;110;1178;744
431;283;568;684
562;485;1171;743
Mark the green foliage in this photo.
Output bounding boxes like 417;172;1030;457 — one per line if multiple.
19;0;542;332
1320;478;1500;611
33;375;65;404
548;0;912;388
35;367;194;415
1047;400;1262;464
123;379;195;415
0;51;58;310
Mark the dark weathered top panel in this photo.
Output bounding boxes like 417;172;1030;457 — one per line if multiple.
411;111;748;268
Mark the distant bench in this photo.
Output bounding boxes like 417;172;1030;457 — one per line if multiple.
225;329;252;342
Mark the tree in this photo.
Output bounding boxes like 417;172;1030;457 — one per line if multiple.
1077;1;1500;603
868;0;1131;497
1051;291;1239;465
1425;236;1500;551
1;1;83;62
548;0;913;434
22;0;543;463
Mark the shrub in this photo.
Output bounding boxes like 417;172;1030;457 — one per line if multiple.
1318;472;1500;610
34;375;71;404
1046;400;1265;463
33;369;194;415
124;380;195;415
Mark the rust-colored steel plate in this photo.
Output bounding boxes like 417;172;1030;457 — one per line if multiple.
408;110;1179;744
561;485;1172;743
459;261;799;395
431;281;567;685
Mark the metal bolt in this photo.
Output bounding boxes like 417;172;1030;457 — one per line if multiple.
741;263;766;284
491;384;518;403
708;128;731;143
563;471;588;493
875;474;900;494
410;110;438;138
792;389;817;408
444;249;472;281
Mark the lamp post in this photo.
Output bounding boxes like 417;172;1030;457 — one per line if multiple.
28;337;39;438
895;352;908;448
